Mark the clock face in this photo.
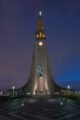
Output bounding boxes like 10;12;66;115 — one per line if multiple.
39;41;43;46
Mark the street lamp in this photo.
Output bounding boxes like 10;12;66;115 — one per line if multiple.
67;85;70;90
67;85;71;96
0;91;3;96
12;86;15;96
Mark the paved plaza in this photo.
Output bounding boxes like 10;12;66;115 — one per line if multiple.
0;97;80;120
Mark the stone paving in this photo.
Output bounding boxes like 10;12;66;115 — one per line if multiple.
0;97;80;120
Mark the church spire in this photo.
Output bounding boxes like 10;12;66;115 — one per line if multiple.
35;12;46;39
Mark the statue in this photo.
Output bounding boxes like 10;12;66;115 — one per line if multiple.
37;65;43;77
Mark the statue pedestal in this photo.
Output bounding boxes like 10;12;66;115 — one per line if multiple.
35;77;47;95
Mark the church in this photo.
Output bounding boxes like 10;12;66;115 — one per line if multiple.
21;12;74;96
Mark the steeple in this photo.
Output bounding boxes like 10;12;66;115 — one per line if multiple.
23;12;61;96
35;11;46;40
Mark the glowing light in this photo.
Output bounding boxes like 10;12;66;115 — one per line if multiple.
40;32;42;37
67;85;70;90
43;34;45;38
12;86;15;96
12;86;15;90
21;103;24;107
0;91;3;95
39;11;42;16
60;102;63;106
36;34;39;38
39;41;43;46
27;92;31;95
45;82;48;90
33;83;37;95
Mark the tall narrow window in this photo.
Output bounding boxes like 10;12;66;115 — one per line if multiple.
43;34;45;38
36;34;39;38
40;32;42;38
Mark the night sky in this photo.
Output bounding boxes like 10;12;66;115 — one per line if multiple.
0;0;80;90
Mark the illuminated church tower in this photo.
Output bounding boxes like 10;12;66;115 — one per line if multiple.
23;12;61;95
